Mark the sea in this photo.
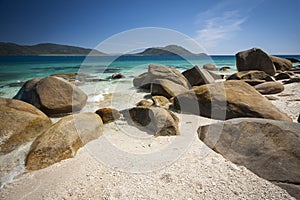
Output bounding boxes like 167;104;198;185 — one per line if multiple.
0;55;299;101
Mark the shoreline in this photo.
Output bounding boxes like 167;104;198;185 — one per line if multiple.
1;80;299;199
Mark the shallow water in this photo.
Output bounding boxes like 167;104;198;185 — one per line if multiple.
0;54;299;100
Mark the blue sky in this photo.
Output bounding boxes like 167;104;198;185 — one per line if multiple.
0;0;299;54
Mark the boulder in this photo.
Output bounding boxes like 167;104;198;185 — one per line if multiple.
270;56;293;71
26;113;103;170
274;72;292;80
289;67;300;73
111;73;124;79
236;48;276;75
136;99;153;107
265;96;279;101
51;73;77;79
254;82;284;94
14;76;87;116
207;70;223;80
0;98;52;154
133;72;151;89
151;79;188;99
226;70;272;81
51;72;92;81
219;66;231;72
283;77;300;84
243;79;266;86
203;63;218;71
173;80;291;121
95;108;121;124
152;96;170;109
198;118;300;199
133;65;190;89
182;65;216;86
122;107;179;136
285;57;300;63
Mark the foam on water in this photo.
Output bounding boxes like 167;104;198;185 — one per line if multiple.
87;93;105;102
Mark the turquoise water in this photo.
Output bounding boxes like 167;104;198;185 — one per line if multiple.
0;55;299;98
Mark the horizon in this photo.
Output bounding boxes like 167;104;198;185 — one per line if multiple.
1;42;300;56
0;0;299;54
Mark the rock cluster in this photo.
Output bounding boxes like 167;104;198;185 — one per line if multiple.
131;49;299;198
173;80;291;121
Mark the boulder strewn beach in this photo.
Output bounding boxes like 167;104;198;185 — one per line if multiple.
13;76;88;116
1;51;299;199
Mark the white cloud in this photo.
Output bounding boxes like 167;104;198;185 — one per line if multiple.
195;10;246;49
194;0;265;53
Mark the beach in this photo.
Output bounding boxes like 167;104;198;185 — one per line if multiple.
0;52;300;199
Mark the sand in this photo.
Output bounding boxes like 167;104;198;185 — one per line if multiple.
0;81;299;200
268;81;300;122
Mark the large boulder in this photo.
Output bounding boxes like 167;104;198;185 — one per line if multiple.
270;56;292;71
0;98;52;154
236;48;276;75
173;80;291;121
133;65;189;89
26;113;103;170
182;65;216;86
95;108;121;124
198;118;300;199
14;76;87;116
122;107;179;136
254;82;284;94
151;79;188;99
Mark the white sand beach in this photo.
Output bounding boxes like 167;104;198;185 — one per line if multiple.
1;80;298;200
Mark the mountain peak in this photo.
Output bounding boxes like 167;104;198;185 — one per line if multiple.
136;45;206;56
